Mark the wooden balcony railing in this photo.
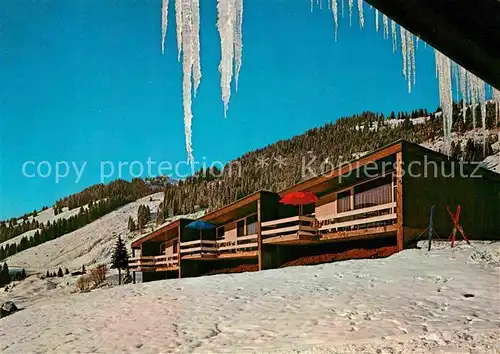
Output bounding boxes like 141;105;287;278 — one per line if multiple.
261;215;317;242
129;254;178;269
216;234;258;255
180;239;218;258
318;201;397;233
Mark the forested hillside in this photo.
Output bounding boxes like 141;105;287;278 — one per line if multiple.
0;179;156;245
160;102;499;220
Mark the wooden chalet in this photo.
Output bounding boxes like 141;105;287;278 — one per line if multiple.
130;218;192;281
131;140;500;281
179;190;281;277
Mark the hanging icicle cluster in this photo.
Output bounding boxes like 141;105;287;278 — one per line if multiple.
160;0;202;163
160;0;498;162
435;50;453;146
160;0;243;162
310;0;497;154
217;0;243;118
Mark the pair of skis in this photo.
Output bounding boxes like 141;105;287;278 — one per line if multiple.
419;204;470;251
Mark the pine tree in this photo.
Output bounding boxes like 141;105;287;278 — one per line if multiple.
21;269;27;279
111;236;129;285
82;264;86;274
1;263;11;286
46;270;50;278
127;216;136;232
57;267;63;277
65;268;69;275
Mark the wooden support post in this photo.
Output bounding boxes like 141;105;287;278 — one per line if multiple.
257;198;263;271
428;205;435;251
132;248;136;284
396;151;404;251
177;224;182;279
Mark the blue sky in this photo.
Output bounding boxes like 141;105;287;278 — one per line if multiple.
0;0;439;220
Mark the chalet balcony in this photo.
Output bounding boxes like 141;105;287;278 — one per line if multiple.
317;201;397;239
216;233;258;258
261;216;318;244
180;235;259;259
129;254;179;271
180;239;218;259
316;179;397;241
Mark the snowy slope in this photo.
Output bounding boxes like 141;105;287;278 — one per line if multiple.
3;193;164;272
1;241;498;353
483;151;500;173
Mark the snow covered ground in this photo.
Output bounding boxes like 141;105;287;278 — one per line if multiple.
1;241;499;353
3;193;164;272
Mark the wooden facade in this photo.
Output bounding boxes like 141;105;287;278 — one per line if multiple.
131;140;500;281
130;218;193;281
401;141;500;245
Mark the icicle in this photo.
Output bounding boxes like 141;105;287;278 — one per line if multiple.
382;14;388;39
375;9;379;32
161;0;169;54
234;0;243;90
451;62;458;101
435;50;453;150
332;0;338;41
341;0;344;18
469;73;480;128
459;66;468;121
400;26;407;81
400;26;407;80
348;0;353;25
181;0;194;163
408;31;415;89
217;0;236;117
391;20;397;53
357;0;364;28
310;0;313;12
479;79;486;131
415;36;419;50
175;0;183;61
493;87;500;126
407;31;418;85
192;0;201;96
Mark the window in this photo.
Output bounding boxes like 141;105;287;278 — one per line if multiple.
216;226;225;240
337;190;352;213
246;214;258;235
160;242;166;254
354;175;392;209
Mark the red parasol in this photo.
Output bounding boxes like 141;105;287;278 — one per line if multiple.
280;191;318;215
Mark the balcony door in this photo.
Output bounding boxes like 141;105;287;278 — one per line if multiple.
236;220;245;237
